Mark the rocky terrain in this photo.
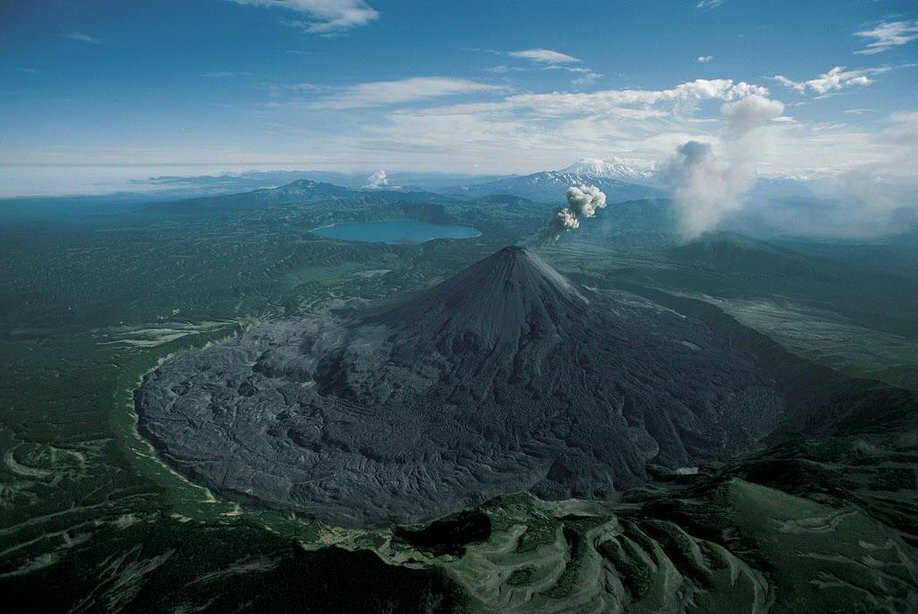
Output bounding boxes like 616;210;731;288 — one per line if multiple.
134;246;912;529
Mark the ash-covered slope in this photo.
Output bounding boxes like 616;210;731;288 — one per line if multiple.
376;246;589;347
137;248;849;527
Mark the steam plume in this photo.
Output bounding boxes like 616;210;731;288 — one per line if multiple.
664;94;784;238
364;169;389;189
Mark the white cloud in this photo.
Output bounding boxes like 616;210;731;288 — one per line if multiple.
499;49;601;86
697;55;714;63
507;49;581;64
228;0;379;33
308;77;502;109
855;20;918;55
65;32;102;44
570;69;602;86
721;94;785;132
773;65;889;95
502;79;769;116
696;0;725;9
317;78;776;177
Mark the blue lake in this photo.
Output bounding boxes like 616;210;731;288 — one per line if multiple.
310;220;481;244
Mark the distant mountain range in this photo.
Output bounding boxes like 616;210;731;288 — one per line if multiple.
128;157;663;208
136;162;844;244
133;170;507;197
146;179;464;215
2;159;828;220
142;158;668;215
445;169;663;204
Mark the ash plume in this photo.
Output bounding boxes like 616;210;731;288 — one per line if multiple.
566;184;608;217
535;184;608;242
663;94;784;239
555;207;580;231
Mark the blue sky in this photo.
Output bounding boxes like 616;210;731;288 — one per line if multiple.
1;0;916;195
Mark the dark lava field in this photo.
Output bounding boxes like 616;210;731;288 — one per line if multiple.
136;246;915;532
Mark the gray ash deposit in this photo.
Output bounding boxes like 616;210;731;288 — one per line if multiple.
136;247;826;527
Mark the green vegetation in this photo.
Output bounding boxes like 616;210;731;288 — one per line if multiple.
1;191;916;611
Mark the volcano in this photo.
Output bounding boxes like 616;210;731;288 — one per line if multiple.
135;247;910;527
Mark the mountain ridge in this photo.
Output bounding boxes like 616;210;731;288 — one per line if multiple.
559;157;655;184
146;178;464;215
448;170;663;204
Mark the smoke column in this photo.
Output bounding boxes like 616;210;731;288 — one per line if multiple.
538;184;608;241
664;94;784;239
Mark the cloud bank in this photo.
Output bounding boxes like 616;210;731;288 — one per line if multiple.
802;112;918;237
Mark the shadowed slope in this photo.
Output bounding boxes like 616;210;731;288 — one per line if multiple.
375;246;588;349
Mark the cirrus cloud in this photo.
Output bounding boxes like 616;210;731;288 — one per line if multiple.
855;20;918;55
507;48;581;64
228;0;379;33
500;48;601;86
65;32;102;44
308;77;503;109
773;65;890;95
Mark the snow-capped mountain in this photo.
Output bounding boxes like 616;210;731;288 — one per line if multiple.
558;158;655;184
448;167;662;204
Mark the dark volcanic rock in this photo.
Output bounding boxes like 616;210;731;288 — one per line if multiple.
137;247;817;527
